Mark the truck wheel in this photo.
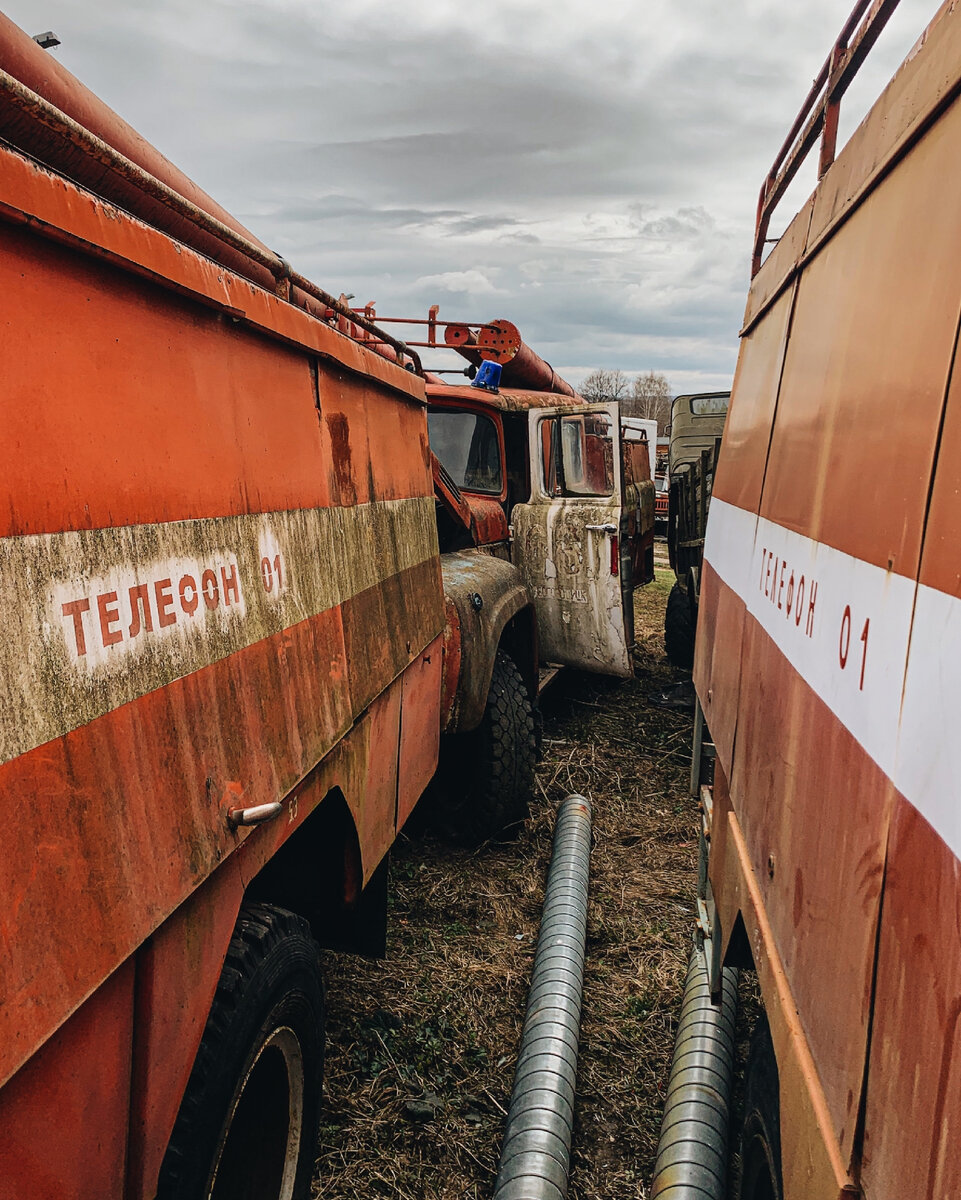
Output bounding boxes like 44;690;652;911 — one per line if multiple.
157;903;325;1200
736;1013;783;1200
444;650;536;844
665;581;696;669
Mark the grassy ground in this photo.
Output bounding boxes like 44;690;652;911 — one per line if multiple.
312;566;698;1199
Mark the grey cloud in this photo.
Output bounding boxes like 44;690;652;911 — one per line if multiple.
628;204;718;239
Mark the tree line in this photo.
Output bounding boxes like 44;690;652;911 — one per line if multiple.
580;369;671;435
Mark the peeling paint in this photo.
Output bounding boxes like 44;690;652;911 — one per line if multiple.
0;497;436;764
513;497;633;677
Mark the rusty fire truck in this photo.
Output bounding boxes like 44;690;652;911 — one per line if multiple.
426;317;654;687
0;16;651;1199
685;1;961;1197
309;308;656;844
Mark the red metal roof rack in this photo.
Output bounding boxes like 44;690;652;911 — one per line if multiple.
752;0;902;277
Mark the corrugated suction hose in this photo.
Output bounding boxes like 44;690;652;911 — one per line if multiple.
493;793;593;1200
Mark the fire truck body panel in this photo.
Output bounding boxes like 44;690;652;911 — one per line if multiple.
0;52;443;1197
696;3;961;1194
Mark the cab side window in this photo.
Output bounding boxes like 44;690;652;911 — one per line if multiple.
540;413;615;498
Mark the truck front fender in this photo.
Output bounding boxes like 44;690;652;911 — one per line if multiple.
441;550;536;733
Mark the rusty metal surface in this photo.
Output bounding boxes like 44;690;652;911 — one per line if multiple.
621;439;656;586
856;354;961;1200
511;402;635;678
0;143;425;414
702;117;961;1164
2;652;433;1200
0;960;137;1200
859;799;961;1200
397;637;444;829
698;9;961;1196
0;92;445;1200
712;286;796;517
707;768;858;1199
759;97;961;574
729;612;896;1165
439;550;534;732
513;498;633;677
427;382;584;414
0;499;436;762
465;495;510;546
0;25;420;371
124;857;246;1200
692;561;745;772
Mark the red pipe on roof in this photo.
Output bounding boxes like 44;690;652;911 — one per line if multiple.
444;318;584;402
0;15;424;369
0;12;280;291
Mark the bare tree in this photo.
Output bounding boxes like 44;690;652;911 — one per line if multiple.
624;370;672;434
580;368;631;403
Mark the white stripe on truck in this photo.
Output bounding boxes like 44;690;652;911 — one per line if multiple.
704;496;960;860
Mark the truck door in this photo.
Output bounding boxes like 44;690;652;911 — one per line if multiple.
512;402;635;677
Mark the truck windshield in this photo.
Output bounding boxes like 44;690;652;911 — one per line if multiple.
690;394;729;416
427;408;503;494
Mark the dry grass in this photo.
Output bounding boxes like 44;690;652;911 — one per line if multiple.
312;565;698;1199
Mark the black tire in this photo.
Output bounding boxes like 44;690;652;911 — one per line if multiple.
736;1013;783;1200
442;650;536;844
665;580;696;669
157;903;325;1200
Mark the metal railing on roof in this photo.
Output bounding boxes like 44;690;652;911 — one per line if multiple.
752;0;902;277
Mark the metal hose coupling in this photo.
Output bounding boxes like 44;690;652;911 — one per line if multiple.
493;793;593;1200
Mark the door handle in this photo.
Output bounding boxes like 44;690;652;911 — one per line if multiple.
585;523;617;534
226;800;283;830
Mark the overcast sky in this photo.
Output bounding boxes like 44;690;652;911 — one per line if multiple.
3;0;934;393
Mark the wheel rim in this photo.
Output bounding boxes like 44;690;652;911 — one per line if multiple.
208;1025;306;1200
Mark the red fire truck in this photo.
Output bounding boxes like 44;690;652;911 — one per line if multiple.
0;16;650;1198
693;2;961;1196
0;15;444;1198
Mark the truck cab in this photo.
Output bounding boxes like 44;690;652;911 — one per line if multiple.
424;376;654;839
429;381;654;678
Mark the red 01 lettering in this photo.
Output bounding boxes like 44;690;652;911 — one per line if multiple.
838;605;870;691
261;553;286;594
839;604;851;670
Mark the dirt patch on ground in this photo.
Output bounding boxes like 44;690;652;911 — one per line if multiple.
313;567;697;1199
